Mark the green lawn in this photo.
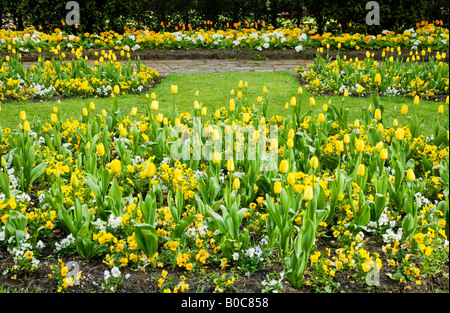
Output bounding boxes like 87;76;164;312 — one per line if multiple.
0;71;447;135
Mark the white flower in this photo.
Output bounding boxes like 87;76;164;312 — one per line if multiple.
263;42;270;49
111;266;121;278
232;252;239;261
295;45;303;52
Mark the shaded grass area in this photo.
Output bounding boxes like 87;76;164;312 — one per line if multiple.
0;71;447;135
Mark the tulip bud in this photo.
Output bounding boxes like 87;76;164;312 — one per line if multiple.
287;137;294;148
380;148;388;160
23;120;31;132
151;100;159;111
131;107;137;116
374;73;381;84
229;98;235;112
227;159;235;172
145;162;156;178
20;111;27;121
96;143;105;157
395;128;405;141
355;138;365;152
288;129;295;139
263;86;268;94
51;113;57;124
438;105;444;114
290;96;296;107
401;105;408;115
113;85;120;95
171;85;178;95
303;186;313;201
89;102;95;111
406;168;416;182
1;156;6;168
335;140;344;153
213;152;221;164
233;177;240;190
318;113;325;123
374;108;382;121
287;172;296;186
357;164;365;177
82;107;88;117
279;159;289;174
310;156;319;169
309;97;316;106
274;181;282;194
413;95;420;106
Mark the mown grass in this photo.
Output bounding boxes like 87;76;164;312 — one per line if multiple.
0;71;447;135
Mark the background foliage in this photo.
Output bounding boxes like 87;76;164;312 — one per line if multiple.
0;0;448;33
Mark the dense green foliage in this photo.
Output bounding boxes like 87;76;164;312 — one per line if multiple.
1;0;448;33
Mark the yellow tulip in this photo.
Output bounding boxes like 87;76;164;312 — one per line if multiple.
51;114;57;124
194;100;201;110
82;107;88;117
131;107;138;116
274;181;282;194
257;96;263;103
242;113;250;123
287;172;296;186
354;119;360;128
89;102;95;111
110;159;122;173
298;86;303;95
23;120;31;132
213;152;221;164
335;140;344;153
171;85;178;95
113;85;120;95
318;113;325;123
380;148;388;160
413;95;420;106
303;186;314;201
290;96;296;107
145;162;156;178
344;89;349;97
310;156;319;169
355;138;365;152
374;73;381;84
395;128;405;141
227;159;235;172
357;164;365;177
374;108;382;120
229;98;235;112
96;143;105;157
287;137;294;148
151;100;159;111
215;109;221;119
233;177;240;190
309;97;316;106
438;105;444;114
20;111;27;121
406;168;416;182
393;119;398;127
237;91;243;99
401;105;408;115
279;159;289;174
288;129;295;139
201;107;207;116
263;86;268;94
344;134;350;144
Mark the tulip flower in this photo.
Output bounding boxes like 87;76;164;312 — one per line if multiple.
96;143;106;157
303;186;313;201
274;181;282;194
23;120;31;132
374;108;382;121
380;148;388;160
401;105;408;115
233;177;240;190
407;168;416;182
279;159;289;174
171;85;178;95
357;164;365;177
110;159;122;173
309;97;316;106
287;172;296;186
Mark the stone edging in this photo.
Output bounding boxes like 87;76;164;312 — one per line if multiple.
1;48;449;62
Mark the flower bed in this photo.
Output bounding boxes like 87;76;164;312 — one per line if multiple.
1;21;448;54
0;84;448;293
295;50;449;100
0;53;160;102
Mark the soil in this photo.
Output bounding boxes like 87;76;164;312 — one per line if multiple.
0;229;448;294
